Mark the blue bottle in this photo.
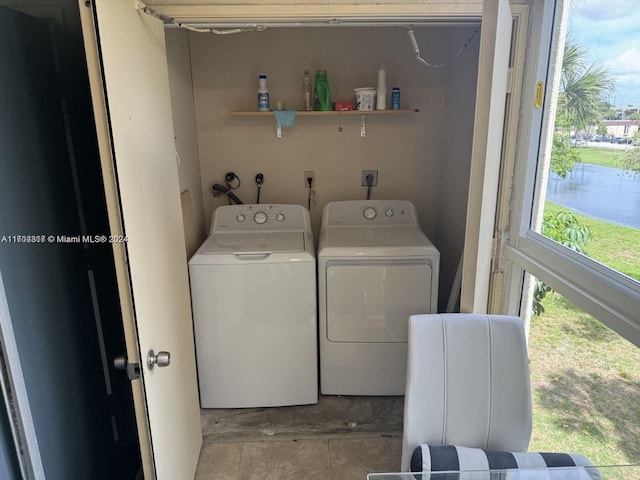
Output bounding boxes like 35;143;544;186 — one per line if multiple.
391;87;401;110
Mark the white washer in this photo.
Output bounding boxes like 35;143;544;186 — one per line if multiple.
189;204;317;408
318;200;439;396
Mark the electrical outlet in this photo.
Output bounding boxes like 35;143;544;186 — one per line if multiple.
361;170;378;187
304;171;315;188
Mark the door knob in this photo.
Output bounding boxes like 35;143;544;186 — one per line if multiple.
147;349;171;370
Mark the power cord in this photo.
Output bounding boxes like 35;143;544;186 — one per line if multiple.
366;174;374;200
407;27;479;69
307;176;314;210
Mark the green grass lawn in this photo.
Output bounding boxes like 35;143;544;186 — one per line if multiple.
528;292;640;466
544;202;640;281
528;199;640;465
574;146;623;168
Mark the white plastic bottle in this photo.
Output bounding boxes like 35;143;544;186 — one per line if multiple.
376;65;387;110
258;75;270;111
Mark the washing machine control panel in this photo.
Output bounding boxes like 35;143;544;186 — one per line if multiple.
212;204;308;233
326;200;418;226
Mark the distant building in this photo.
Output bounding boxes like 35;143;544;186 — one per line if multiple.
610;105;640;120
602;120;639;138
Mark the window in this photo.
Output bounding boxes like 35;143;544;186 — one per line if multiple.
501;0;640;347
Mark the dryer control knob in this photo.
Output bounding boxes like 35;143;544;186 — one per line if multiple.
236;214;246;223
254;211;268;224
276;213;285;222
385;208;394;217
363;207;377;220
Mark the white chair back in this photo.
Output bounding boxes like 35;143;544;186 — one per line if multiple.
401;314;532;471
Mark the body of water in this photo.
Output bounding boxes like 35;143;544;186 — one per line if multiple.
546;163;640;229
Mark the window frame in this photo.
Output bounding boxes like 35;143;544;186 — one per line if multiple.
500;0;640;346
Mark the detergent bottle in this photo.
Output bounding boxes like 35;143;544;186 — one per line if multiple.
257;75;269;111
313;70;331;111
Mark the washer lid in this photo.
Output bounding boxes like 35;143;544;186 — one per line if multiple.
200;232;306;254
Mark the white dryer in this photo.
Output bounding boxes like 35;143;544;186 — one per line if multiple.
189;204;317;408
318;200;439;396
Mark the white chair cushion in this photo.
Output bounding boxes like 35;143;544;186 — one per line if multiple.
401;314;532;471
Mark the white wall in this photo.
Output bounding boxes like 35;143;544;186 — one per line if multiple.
174;25;478;310
166;28;208;246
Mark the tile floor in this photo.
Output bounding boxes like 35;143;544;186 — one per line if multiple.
195;396;404;480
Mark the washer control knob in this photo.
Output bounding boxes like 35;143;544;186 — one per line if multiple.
236;214;245;223
385;208;394;217
363;207;377;220
275;213;285;222
253;211;268;224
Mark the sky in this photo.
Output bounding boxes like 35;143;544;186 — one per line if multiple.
568;0;640;107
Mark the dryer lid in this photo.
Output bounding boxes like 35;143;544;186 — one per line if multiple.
200;232;305;254
322;226;433;248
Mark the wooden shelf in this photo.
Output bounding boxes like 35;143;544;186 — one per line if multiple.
229;108;417;137
229;109;417;116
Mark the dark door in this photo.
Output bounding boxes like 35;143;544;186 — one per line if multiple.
0;5;140;479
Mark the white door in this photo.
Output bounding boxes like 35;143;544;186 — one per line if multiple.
78;1;202;478
461;0;513;313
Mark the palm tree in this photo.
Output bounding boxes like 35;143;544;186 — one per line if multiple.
557;34;616;130
550;35;616;178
